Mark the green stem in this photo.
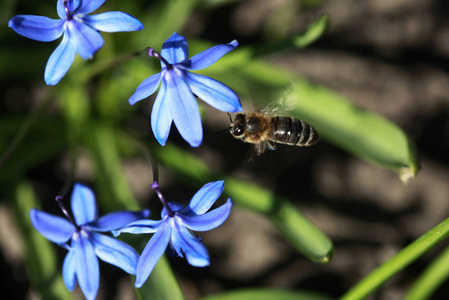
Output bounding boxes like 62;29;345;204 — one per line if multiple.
405;244;449;300
340;217;449;300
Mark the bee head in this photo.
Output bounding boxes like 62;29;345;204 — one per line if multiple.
230;113;246;138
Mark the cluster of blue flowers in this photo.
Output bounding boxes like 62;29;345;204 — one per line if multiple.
10;0;242;299
31;182;231;299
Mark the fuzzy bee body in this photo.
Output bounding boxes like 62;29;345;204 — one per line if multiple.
230;112;319;155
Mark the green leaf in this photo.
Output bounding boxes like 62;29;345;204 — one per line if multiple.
139;0;202;46
199;288;333;300
292;15;329;48
405;245;449;300
152;144;333;263
340;216;449;300
137;256;185;300
14;182;73;300
87;123;140;211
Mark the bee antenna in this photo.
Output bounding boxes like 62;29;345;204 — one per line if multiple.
215;127;232;136
227;112;233;123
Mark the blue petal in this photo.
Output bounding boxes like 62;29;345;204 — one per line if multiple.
135;221;171;288
171;221;209;267
179;199;233;231
44;32;77;85
82;12;144;32
57;0;66;19
128;72;161;105
71;183;97;226
75;0;106;15
161;32;189;65
67;20;104;59
8;15;64;42
181;40;238;70
164;69;202;147
90;232;139;274
74;234;99;300
185;181;224;215
62;249;77;291
29;209;75;244
86;209;150;232
184;72;242;112
151;79;172;146
113;219;162;236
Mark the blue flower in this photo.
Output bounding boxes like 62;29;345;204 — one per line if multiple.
114;180;233;288
30;183;150;300
129;32;242;147
8;0;144;85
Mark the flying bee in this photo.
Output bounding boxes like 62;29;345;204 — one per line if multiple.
229;112;320;156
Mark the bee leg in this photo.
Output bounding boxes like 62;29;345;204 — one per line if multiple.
267;141;277;151
256;141;267;156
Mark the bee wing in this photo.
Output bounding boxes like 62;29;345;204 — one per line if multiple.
261;85;295;117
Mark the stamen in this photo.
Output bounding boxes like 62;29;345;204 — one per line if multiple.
152;181;174;217
55;194;80;230
148;47;173;70
63;0;73;21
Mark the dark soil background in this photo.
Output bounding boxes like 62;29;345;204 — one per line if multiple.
2;0;449;299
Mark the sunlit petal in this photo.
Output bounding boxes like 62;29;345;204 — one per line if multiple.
181;40;238;70
164;70;202;147
185;180;224;215
74;234;99;300
44;32;77;85
71;183;97;226
161;32;189;66
75;0;106;15
87;209;150;232
179;199;233;231
184;72;242;112
171;221;209;267
135;221;171;288
82;11;144;32
129;72;161;105
29;209;74;244
113;219;162;236
8;15;64;42
151;79;172;146
62;249;77;291
67;20;104;59
90;232;139;274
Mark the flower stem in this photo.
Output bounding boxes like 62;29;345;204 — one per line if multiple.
0;96;52;170
152;181;174;217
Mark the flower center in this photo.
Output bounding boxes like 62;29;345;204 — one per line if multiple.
63;0;73;21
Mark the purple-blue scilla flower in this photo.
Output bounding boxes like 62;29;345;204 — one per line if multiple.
114;180;233;288
128;32;242;147
8;0;144;85
30;183;150;300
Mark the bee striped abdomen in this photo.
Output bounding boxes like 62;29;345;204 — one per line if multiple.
270;116;319;146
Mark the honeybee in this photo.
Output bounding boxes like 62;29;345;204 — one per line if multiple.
229;112;319;156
